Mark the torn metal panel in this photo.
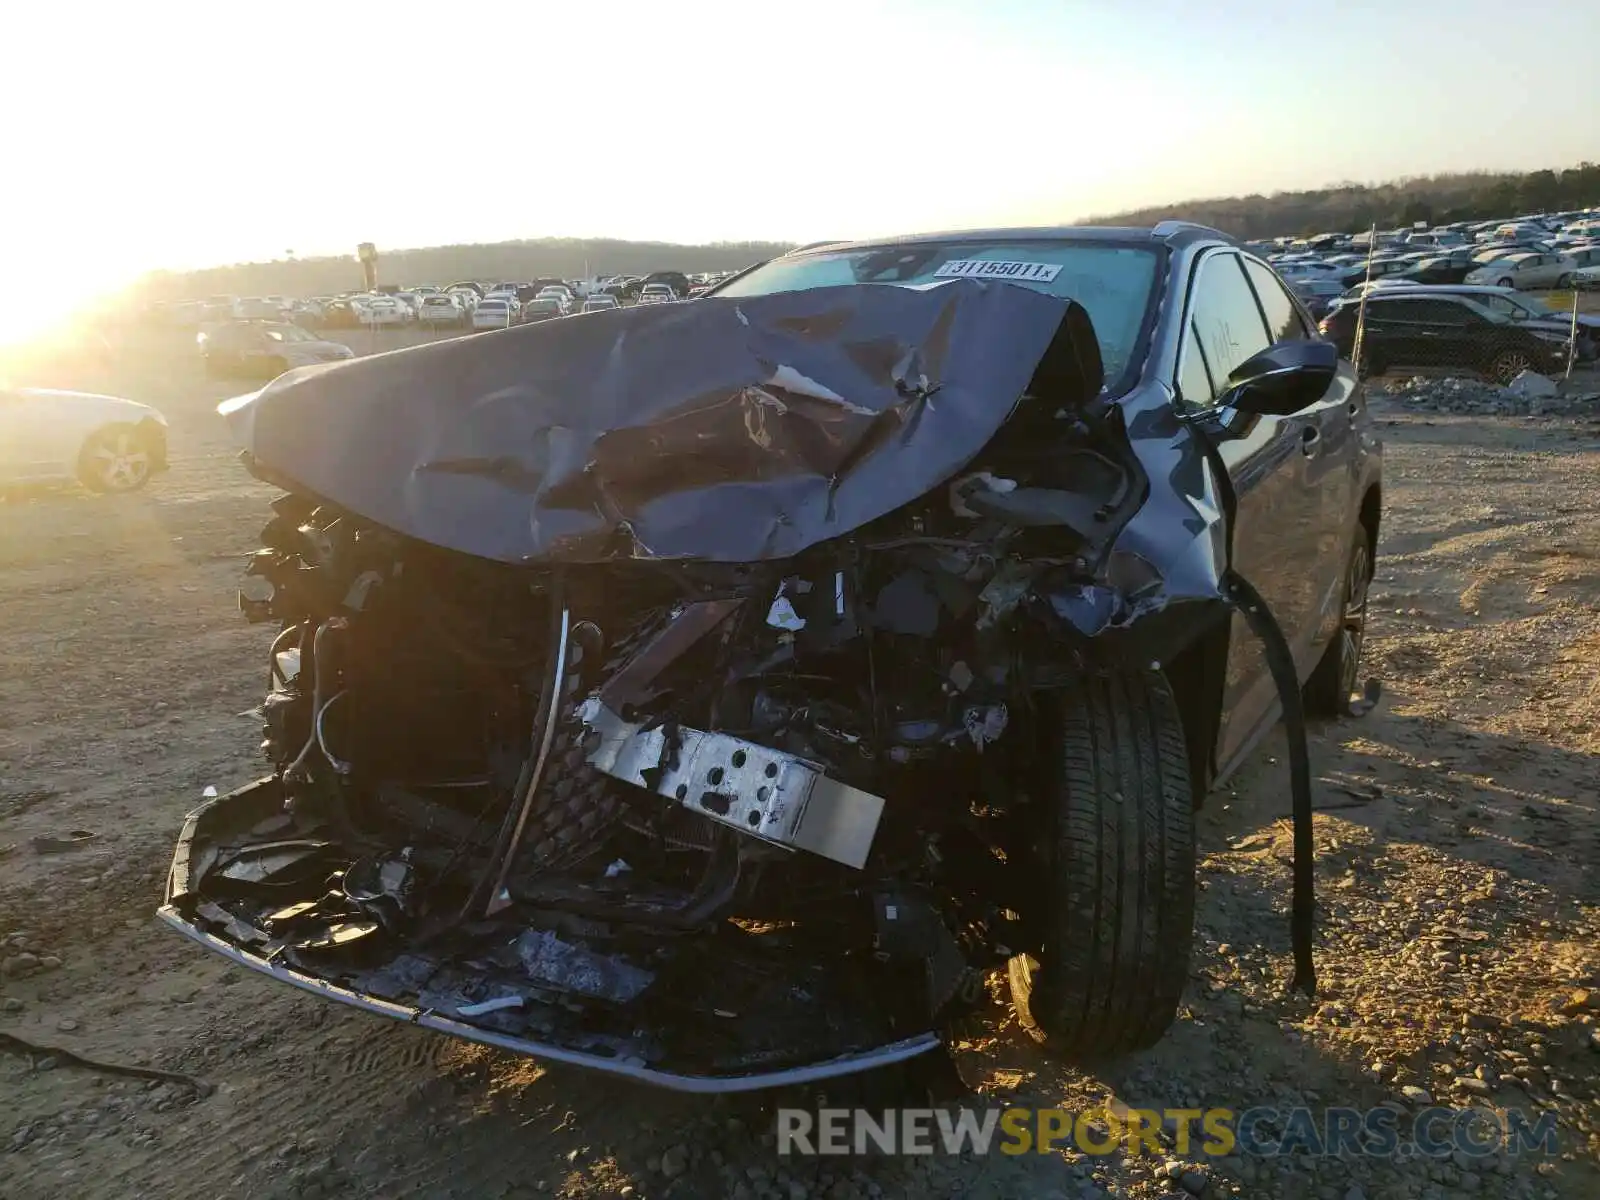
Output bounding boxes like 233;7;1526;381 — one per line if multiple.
513;930;655;1004
1108;385;1233;613
220;281;1098;565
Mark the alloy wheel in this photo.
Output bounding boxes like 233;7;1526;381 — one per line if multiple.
90;431;152;492
1492;352;1532;384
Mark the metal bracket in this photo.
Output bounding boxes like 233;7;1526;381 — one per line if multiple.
577;700;884;869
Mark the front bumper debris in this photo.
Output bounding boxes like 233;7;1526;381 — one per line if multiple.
155;904;939;1092
161;781;941;1092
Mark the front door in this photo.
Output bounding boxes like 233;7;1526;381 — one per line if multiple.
1173;251;1346;772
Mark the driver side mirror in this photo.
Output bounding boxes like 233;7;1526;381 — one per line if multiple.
1219;339;1340;417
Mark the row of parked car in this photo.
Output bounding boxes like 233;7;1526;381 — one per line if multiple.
1242;211;1600;384
153;270;741;334
1256;211;1600;323
189;273;739;377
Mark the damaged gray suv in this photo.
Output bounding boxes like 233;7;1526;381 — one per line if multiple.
162;222;1381;1091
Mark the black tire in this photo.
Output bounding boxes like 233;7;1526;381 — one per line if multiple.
1497;277;1513;289
1305;527;1373;716
1008;664;1195;1057
77;423;155;494
1556;273;1573;289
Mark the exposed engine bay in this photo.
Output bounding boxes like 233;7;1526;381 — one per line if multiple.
160;277;1326;1089
168;413;1155;1081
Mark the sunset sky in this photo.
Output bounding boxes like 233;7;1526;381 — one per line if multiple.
6;0;1598;341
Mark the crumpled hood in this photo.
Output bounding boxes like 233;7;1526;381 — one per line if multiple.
221;279;1101;564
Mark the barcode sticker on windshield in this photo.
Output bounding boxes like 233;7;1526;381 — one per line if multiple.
934;259;1062;282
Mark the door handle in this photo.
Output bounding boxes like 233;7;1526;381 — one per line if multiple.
1300;425;1321;456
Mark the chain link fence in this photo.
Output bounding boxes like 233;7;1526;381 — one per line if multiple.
1324;228;1591;389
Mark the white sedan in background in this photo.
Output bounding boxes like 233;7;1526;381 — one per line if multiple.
355;296;410;325
417;293;466;327
471;298;518;330
1;387;169;493
580;294;620;313
1464;252;1578;290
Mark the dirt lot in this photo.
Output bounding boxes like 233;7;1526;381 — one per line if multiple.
2;329;1598;1200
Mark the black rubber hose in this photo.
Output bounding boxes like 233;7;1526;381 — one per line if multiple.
1224;570;1317;997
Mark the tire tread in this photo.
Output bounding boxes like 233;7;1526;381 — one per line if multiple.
1014;664;1195;1056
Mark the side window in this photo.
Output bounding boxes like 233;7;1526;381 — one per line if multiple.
1176;319;1215;407
1185;252;1272;401
1386;299;1437;322
1412;300;1471;325
1243;259;1311;342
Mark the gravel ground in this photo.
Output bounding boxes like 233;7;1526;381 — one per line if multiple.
1;332;1596;1199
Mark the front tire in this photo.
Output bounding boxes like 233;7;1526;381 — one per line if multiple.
1497;277;1513;289
1557;273;1573;289
1008;664;1195;1057
78;424;154;494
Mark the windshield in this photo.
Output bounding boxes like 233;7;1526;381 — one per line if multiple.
712;240;1161;388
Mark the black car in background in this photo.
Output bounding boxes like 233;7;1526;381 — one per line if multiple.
1375;285;1597;361
1319;292;1570;382
1394;252;1479;285
1335;256;1416;288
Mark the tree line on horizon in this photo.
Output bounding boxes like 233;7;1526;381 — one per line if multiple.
139;163;1600;299
1091;161;1600;240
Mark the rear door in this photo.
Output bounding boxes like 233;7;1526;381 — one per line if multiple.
1174;251;1325;771
1366;296;1435;368
1405;297;1481;367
